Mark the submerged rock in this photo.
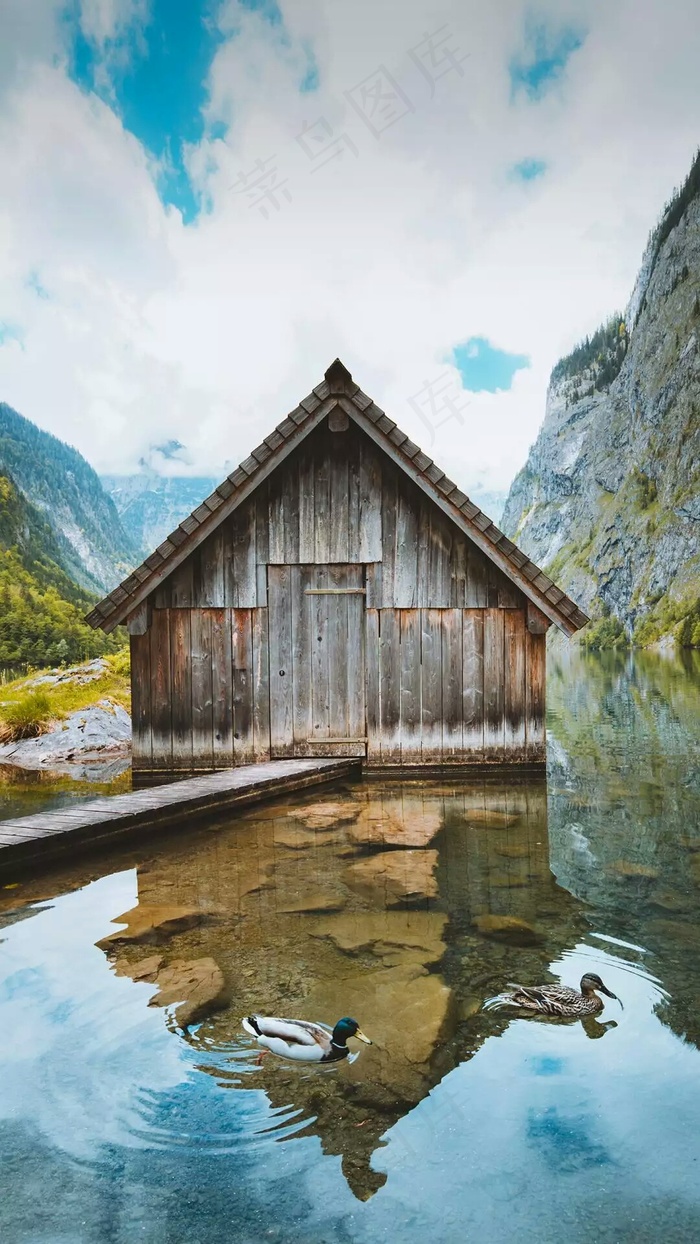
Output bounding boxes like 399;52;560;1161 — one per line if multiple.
287;799;361;831
147;957;228;1027
112;953;228;1027
347;808;441;849
96;903;219;947
462;808;521;829
471;913;543;945
278;892;344;914
344;850;438;906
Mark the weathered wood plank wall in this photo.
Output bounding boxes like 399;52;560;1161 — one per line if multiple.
152;425;519;609
362;607;544;767
132;420;546;771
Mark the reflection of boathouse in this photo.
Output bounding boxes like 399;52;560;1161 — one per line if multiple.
96;777;590;1201
87;360;588;773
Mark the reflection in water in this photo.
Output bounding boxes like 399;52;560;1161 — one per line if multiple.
0;648;699;1240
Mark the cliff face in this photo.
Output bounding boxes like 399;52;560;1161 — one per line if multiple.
503;155;700;646
0;403;138;592
100;473;220;555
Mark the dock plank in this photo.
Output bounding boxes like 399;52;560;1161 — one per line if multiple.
0;758;362;876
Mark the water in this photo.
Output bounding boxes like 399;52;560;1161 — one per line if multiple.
1;648;699;1243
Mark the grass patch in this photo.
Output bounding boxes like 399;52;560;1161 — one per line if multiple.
0;648;131;734
0;691;55;742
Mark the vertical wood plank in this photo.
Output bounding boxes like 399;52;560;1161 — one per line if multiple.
169;560;193;607
428;512;452;606
462;610;484;756
252;607;271;761
191;609;214;769
381;471;398;608
365;608;381;764
394;483;418;607
359;439;382;562
504;609;527;758
232;608;255;763
329;449;349;562
346;567;366;749
129;633;151;771
525;629;546;762
399;609;422;764
314;440;331;562
298;451;315;563
150;608;172;770
291;565;312;753
255;485;270;566
415;496;431;605
365;562;383;609
327;566;348;735
228;502;257;606
442;609;463;759
483;607;505;760
378;608;401;762
267;567;293;757
170;608;192;770
451;534;467;608
211;607;234;768
256;562;268;607
347;430;361;562
195;528;225;607
268;477;285;563
420;608;443;761
311;567;330;737
465;541;488;608
283;460;300;563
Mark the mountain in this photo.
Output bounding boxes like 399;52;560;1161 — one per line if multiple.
0;404;139;592
0;473;121;664
101;472;220;553
503;151;700;648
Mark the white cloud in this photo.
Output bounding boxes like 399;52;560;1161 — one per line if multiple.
0;0;699;498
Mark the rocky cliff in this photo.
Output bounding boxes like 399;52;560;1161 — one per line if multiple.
101;472;220;555
0;403;138;591
503;153;700;646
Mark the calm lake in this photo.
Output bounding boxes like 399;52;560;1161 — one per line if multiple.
1;648;699;1243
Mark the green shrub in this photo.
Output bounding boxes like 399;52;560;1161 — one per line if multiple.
580;615;628;651
0;690;55;742
106;647;130;678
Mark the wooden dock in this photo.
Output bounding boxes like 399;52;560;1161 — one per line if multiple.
0;758;361;876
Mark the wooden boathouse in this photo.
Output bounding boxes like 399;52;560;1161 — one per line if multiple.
87;360;588;773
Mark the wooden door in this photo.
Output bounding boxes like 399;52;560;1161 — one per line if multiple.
268;564;366;758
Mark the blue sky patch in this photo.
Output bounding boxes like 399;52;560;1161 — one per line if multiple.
510;157;547;182
0;321;24;348
64;0;225;223
27;271;50;299
510;19;585;101
300;40;320;92
239;0;284;26
452;338;530;393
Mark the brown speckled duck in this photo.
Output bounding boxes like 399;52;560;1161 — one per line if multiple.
485;973;622;1018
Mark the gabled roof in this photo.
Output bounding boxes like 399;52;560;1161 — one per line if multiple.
87;359;589;636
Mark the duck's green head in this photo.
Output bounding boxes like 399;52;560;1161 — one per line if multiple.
332;1017;372;1046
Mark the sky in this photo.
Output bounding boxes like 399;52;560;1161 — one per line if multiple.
0;0;699;499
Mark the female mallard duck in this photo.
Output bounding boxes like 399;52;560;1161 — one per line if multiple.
485;973;621;1018
242;1015;372;1063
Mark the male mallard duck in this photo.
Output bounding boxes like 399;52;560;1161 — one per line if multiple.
484;973;621;1018
242;1015;371;1063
